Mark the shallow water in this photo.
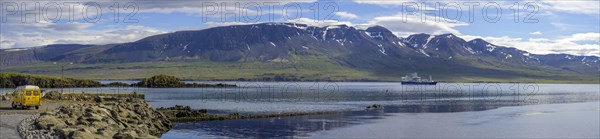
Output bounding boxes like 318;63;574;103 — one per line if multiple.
2;82;598;138
161;102;600;138
152;82;599;138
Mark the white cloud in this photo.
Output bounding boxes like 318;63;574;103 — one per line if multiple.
353;0;414;6
0;1;105;22
290;18;354;27
204;17;354;28
354;0;599;16
1;16;356;49
362;13;467;37
0;34;16;49
0;0;319;22
529;31;542;35
204;21;256;27
559;32;600;43
47;22;94;31
461;32;600;56
96;25;164;44
137;0;317;17
540;1;600;15
0;22;164;49
353;0;444;12
335;12;359;19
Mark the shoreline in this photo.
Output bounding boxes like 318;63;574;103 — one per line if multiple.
14;96;173;139
156;105;336;123
2;93;338;139
97;80;600;84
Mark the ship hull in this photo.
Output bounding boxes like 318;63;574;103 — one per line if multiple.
401;81;438;85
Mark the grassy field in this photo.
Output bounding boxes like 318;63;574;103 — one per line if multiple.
1;56;375;81
1;56;598;83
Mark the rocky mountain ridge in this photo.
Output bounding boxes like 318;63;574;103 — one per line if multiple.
1;22;598;76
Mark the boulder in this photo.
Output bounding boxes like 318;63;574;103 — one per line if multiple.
113;130;139;139
32;98;172;138
71;128;102;139
1;94;10;101
43;91;61;100
55;128;78;138
35;115;67;130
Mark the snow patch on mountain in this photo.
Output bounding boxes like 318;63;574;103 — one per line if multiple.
367;31;384;40
419;49;430;57
4;48;29;51
464;45;475;54
423;35;435;48
565;55;573;60
182;43;190;51
486;44;496;52
378;44;387;55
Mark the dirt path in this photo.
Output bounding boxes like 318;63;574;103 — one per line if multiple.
0;114;29;139
0;100;64;139
0;100;63;115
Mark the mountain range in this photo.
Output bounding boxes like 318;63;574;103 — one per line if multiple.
1;23;598;82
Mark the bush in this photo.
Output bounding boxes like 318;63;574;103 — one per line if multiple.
135;75;237;88
136;74;184;88
0;72;101;88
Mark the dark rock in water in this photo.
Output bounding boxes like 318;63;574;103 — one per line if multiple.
157;105;334;122
366;104;383;110
160;105;208;118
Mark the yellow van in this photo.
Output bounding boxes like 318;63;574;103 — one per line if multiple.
11;85;42;109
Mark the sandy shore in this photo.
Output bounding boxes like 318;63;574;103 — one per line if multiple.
0;100;64;139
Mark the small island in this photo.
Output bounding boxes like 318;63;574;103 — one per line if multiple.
134;74;236;88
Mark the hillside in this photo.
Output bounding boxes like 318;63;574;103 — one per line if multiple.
1;23;598;83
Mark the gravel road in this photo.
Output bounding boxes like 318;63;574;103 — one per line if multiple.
0;100;63;139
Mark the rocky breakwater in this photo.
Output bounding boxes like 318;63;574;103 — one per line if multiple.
158;105;335;122
20;98;172;139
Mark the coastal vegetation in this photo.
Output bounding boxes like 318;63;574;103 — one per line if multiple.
0;72;101;88
0;72;236;88
1;57;598;83
135;74;236;88
136;74;184;88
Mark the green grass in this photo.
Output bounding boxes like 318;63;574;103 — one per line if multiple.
1;56;598;83
1;56;374;81
59;92;137;95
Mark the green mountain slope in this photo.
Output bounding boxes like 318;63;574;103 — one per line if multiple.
1;55;597;83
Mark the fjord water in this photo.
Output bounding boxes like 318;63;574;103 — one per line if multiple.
6;82;598;138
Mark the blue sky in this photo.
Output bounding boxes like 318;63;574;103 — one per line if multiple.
1;0;599;56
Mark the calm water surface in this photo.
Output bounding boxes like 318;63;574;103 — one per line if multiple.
2;82;598;138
